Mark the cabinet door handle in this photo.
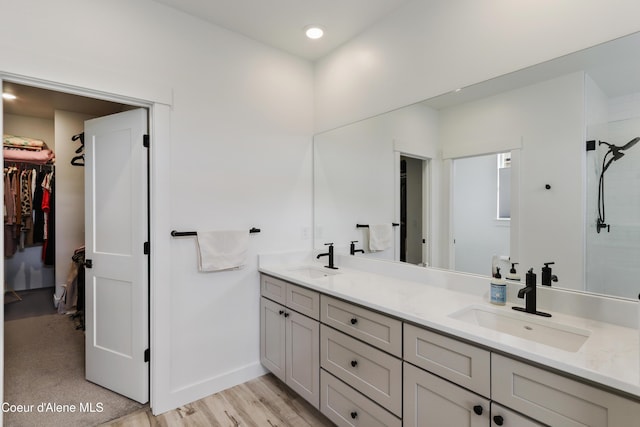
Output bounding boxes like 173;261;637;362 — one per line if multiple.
279;310;284;315
350;411;358;419
350;360;358;367
493;415;504;425
350;317;358;325
473;405;483;415
283;312;290;318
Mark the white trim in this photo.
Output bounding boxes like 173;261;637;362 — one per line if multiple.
442;140;523;160
0;78;4;427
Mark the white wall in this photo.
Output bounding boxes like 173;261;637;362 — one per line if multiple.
439;72;585;290
3;114;55;291
313;102;439;261
585;81;640;299
453;154;509;276
0;0;314;415
54;110;94;300
315;0;640;131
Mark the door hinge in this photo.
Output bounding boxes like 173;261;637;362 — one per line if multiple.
144;241;150;255
144;348;150;363
143;134;150;148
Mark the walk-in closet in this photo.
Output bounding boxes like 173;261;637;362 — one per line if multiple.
2;82;144;426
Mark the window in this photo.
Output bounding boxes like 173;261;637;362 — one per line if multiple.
497;152;511;219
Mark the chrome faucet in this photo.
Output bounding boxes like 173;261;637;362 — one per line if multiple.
513;268;551;317
317;243;338;269
350;240;365;255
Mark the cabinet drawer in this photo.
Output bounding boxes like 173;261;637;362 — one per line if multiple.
261;275;287;305
286;283;320;320
403;362;490;427
491;403;545;427
321;295;402;356
492;354;640;427
261;275;320;320
320;325;402;417
404;323;490;397
320;370;401;427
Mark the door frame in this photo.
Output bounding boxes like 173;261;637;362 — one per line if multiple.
0;72;173;415
394;152;431;267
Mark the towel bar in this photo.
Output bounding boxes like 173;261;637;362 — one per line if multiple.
171;228;260;237
356;223;399;228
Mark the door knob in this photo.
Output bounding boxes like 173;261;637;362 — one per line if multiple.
473;405;483;415
493;415;504;425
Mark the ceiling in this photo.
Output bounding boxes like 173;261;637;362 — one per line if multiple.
2;82;131;119
152;0;413;61
3;0;414;118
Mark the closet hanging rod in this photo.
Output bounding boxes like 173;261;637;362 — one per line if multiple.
356;223;399;228
171;228;261;237
4;160;55;169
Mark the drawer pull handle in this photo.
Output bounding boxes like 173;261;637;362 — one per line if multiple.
350;317;358;325
350;360;358;367
473;405;483;415
493;415;504;425
350;411;358;419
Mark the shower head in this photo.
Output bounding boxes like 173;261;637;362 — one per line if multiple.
599;136;640;157
619;136;640;151
599;137;639;172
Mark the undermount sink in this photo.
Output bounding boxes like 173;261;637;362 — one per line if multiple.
287;266;340;279
449;305;591;352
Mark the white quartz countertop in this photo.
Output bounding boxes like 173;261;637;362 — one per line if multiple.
259;261;640;400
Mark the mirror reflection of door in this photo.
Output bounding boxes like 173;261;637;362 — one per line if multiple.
400;155;426;266
452;152;511;275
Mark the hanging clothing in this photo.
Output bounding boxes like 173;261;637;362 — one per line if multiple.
43;174;55;266
32;170;46;244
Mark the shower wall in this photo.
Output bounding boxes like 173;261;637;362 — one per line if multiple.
586;85;640;298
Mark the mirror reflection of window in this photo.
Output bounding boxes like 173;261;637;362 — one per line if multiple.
497;152;511;220
453;152;511;275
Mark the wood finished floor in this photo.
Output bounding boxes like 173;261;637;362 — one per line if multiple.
101;374;335;427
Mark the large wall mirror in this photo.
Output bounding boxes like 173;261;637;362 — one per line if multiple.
314;31;640;300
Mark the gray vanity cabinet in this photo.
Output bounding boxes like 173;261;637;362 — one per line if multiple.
490;403;545;427
404;362;490;426
403;323;491;427
492;354;640;426
259;275;320;408
319;295;403;427
260;273;640;426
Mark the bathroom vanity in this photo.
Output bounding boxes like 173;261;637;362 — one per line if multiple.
258;254;640;427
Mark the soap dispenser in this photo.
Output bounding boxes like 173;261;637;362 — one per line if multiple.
506;262;520;283
490;267;506;305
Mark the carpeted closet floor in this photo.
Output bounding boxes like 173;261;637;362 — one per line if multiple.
4;289;144;427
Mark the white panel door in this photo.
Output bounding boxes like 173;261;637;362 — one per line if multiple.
84;108;149;403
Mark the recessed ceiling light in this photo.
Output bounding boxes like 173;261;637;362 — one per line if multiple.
2;93;17;100
305;25;324;40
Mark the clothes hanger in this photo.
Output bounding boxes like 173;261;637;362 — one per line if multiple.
71;132;85;166
71;154;84;167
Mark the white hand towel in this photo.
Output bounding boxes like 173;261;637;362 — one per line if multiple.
196;230;249;272
369;223;393;251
